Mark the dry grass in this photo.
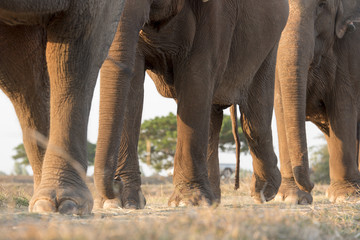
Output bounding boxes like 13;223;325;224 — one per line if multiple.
0;176;359;240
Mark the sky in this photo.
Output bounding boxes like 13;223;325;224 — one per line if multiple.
0;74;325;176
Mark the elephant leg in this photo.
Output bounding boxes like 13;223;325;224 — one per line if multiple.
29;39;96;215
29;8;121;214
94;1;150;203
240;48;281;203
207;105;223;202
274;72;312;204
0;24;49;190
357;122;360;171
94;55;146;210
168;62;215;207
325;95;360;203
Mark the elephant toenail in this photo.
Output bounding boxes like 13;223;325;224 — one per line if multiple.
31;199;56;213
59;200;78;215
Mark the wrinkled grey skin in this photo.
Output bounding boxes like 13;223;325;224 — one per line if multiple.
0;1;124;214
94;0;289;208
275;0;360;204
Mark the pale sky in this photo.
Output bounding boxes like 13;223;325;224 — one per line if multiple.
0;74;324;175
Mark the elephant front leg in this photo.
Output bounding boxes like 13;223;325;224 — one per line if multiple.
206;105;224;202
28;22;118;214
0;24;49;190
168;71;215;207
274;75;312;204
325;96;360;203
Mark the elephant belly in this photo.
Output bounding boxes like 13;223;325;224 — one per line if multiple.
0;9;46;26
146;69;176;99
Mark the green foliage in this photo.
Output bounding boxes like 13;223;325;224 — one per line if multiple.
138;113;177;172
13;196;29;207
87;141;96;166
138;112;248;172
310;138;330;184
12;141;97;168
12;144;29;165
13;162;29;176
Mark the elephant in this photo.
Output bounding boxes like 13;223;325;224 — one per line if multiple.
93;103;242;209
275;0;360;204
0;1;125;214
93;0;289;208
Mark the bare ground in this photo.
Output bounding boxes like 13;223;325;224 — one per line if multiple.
0;176;359;240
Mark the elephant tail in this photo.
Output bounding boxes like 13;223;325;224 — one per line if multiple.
230;104;240;190
0;0;70;15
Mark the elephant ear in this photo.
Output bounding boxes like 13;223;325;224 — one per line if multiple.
335;0;360;38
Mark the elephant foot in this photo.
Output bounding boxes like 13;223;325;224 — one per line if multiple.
168;182;215;207
209;182;221;203
117;178;146;209
213;190;221;204
29;182;93;215
93;178;146;210
275;177;313;204
292;166;314;193
326;180;360;203
93;197;122;210
250;167;281;203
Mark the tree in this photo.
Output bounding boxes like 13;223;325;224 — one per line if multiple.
13;161;29;176
310;136;330;184
138;112;249;172
12;144;29;165
138;113;177;172
87;141;96;166
12;141;97;167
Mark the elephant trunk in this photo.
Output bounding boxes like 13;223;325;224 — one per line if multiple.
94;0;151;200
276;7;315;193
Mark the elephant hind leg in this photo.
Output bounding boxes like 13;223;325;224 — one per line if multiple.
207;105;223;202
240;46;281;203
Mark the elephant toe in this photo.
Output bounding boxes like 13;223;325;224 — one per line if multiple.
251;168;281;203
122;194;146;209
275;177;313;204
120;186;146;209
30;183;93;215
326;180;360;203
58;200;79;215
123;202;138;209
103;199;122;209
168;184;214;207
31;199;56;213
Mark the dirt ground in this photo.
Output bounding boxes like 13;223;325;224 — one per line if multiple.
0;176;359;240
